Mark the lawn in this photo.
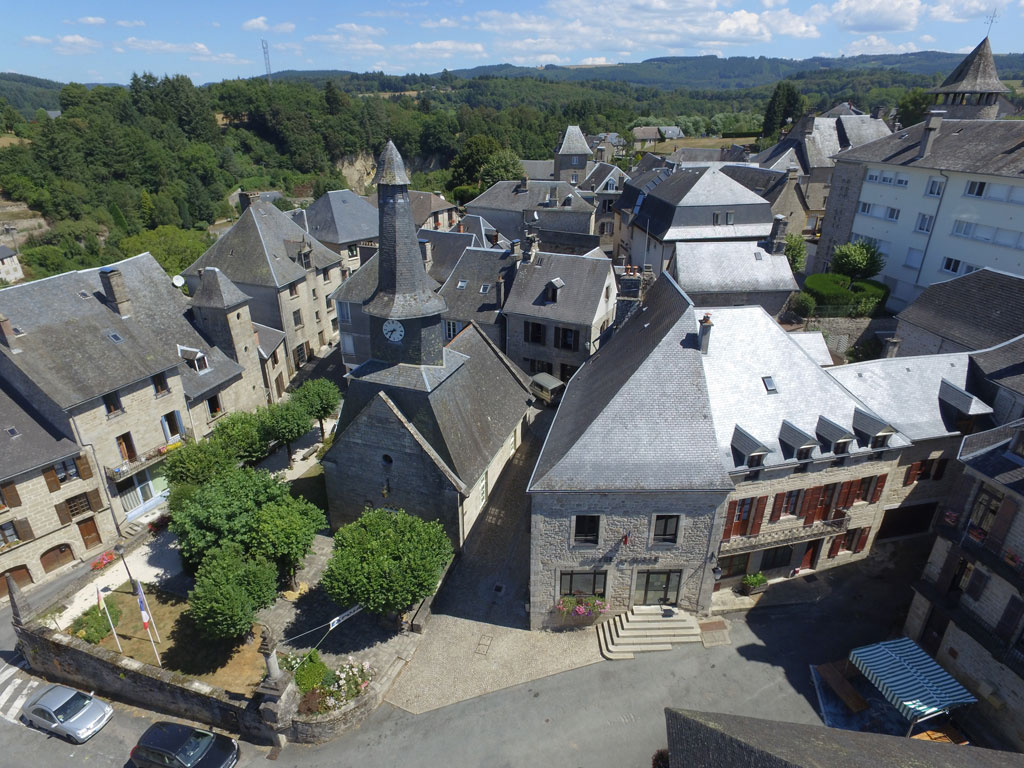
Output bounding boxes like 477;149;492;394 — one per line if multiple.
96;581;266;695
0;134;27;148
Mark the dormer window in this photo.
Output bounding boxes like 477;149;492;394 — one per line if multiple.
870;433;890;450
571;156;580;166
761;376;777;394
179;346;209;372
796;447;813;461
457;279;467;290
546;278;564;303
834;439;851;455
480;283;491;294
747;452;765;469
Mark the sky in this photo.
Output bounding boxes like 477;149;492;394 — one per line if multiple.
3;0;1021;85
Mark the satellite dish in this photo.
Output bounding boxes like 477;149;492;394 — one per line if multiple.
171;275;185;288
531;211;540;221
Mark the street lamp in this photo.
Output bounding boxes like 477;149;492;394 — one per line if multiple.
112;543;134;586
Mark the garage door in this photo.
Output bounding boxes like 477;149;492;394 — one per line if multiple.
40;543;75;573
0;565;33;598
876;503;937;540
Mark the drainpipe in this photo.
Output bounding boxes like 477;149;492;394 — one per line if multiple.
914;169;949;290
69;415;123;538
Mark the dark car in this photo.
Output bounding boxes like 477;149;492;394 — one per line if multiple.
130;722;239;768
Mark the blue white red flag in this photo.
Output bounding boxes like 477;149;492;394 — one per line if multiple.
135;580;149;629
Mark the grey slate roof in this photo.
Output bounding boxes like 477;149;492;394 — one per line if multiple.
789;331;833;366
834;119;1024;176
520;159;555;181
827;353;990;441
0;381;78;482
338;323;531;489
438;247;517;326
556;125;593;156
530;274;730;492
369;190;455;230
632;126;661;141
664;708;1024;768
466;180;594;214
253;322;285;359
960;418;1024;497
670;241;797;294
580;162;628;192
372;140;411;185
455;214;509;251
970;333;1024;396
184;201;340;289
930;37;1008;95
292;190;378;246
190;267;250;310
330;253;379;305
0;253;242;408
821;101;865;117
897;269;1024;350
503;250;611;325
755;115;890;174
718;164;790;203
417;228;479;284
0;245;16;259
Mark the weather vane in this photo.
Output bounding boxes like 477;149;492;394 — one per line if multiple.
985;8;999;37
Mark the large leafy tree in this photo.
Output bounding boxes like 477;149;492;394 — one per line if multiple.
479;149;524;188
292;378;341;441
320;508;453;615
211;410;270;464
262;400;313;466
163;440;237;486
119;226;214;276
449;134;501;188
897;88;933;128
831;240;886;282
247;499;326;588
187;542;277;641
761;81;805;138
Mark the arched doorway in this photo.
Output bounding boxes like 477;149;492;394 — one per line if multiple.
0;565;33;598
40;543;75;573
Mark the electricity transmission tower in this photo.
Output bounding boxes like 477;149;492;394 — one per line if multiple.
262;39;272;84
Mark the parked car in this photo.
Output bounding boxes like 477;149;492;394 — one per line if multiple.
529;371;565;405
21;684;113;743
130;721;240;768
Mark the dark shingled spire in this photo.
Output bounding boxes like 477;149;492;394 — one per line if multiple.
929;37;1009;95
364;141;446;319
191;266;251;310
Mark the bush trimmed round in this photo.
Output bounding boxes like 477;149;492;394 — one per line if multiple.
790;291;816;317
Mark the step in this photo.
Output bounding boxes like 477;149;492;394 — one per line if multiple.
631;605;683;615
597;622;634;660
614;621;701;640
622;615;698;629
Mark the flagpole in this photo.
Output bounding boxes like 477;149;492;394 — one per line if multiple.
135;580;161;643
98;588;122;653
144;623;162;667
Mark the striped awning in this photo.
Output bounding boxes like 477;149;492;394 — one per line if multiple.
849;637;977;723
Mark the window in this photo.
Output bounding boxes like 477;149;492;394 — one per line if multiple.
526;358;553;375
560;363;579;381
718;553;749;578
347;244;358;258
289;283;299;298
653;515;679;544
337;302;351;325
314;311;321;323
870;433;890;450
895;174;909;187
524;321;546;345
915;213;933;233
926;177;945;197
292;309;303;328
102;392;122;415
323;268;333;284
456;279;468;290
480;283;491;294
445;320;462;340
853;476;874;503
880;171;895;185
54;459;79;484
761;376;777;394
270;349;279;366
885;207;900;221
747;452;765;469
560;570;606;597
734;497;755;536
713;212;721;225
842;528;860;551
725;211;735;225
151;373;169;395
866;170;880;183
951;220;975;240
571;174;578;184
969;486;1003;538
942;257;963;274
904;248;924;269
858;201;872;215
795;447;813;462
0;521;18;545
206;394;222;418
760;545;793;571
966;180;987;198
782;490;802;516
573;515;600;545
570;156;580;166
182;349;208;372
554;327;578;351
834;439;851;456
65;493;92;518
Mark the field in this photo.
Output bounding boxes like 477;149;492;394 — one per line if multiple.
0;133;26;147
650;136;757;152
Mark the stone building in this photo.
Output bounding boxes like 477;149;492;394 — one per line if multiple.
926;37;1009;121
289;189;378;279
465;179;595;243
903;419;1024;750
369;189;457;232
184;200;343;374
0;244;24;284
577;162;630;252
503;248;617;382
322;142;532;547
521;126;597;185
969;334;1024;425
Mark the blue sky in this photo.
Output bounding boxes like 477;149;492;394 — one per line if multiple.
3;0;1020;85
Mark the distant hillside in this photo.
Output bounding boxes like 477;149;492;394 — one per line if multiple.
0;73;62;116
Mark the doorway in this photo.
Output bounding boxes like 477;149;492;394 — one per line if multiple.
77;517;101;549
634;570;682;606
801;539;822;569
920;609;950;657
0;565;33;598
40;543;75;573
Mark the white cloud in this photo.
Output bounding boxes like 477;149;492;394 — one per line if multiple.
22;35;51;45
508;53;568;65
113;46;125;53
78;16;105;25
919;34;935;43
306;34;386;54
273;22;295;33
762;0;787;5
243;16;269;31
115;20;145;28
763;5;827;38
929;0;1002;22
831;0;922;32
408;40;486;57
123;37;212;55
580;56;610;65
842;34;918;55
55;34;103;55
422;18;459;28
333;22;386;35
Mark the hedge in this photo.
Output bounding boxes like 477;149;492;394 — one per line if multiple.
803;274;889;317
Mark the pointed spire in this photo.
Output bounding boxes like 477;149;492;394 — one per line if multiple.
556;125;593;156
372;140;411;186
929;37;1008;95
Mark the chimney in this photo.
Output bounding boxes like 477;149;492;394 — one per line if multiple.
698;313;713;354
239;190;260;213
520;176;529;192
489;231;500;247
786;165;798;183
457;223;464;233
0;313;13;347
419;239;433;270
917;112;943;159
882;335;902;358
100;267;132;317
768;215;788;254
509;238;521;255
495;276;506;306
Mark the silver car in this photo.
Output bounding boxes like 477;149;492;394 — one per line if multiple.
22;684;114;743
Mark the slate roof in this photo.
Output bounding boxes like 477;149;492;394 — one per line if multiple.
455;214;509;251
417;228;479;284
897;269;1024;350
821;101;866;117
530;274;731;492
291;190;378;246
719;164;790;204
337;323;531;489
970;333;1024;396
828;353;991;441
959;418;1024;497
556;125;593;156
0;253;243;408
755;115;890;174
580;162;628;192
503;250;611;325
369;190;455;230
184;201;340;289
664;708;1024;768
520;159;555;181
0;381;78;482
466;180;594;214
253;322;285;359
190;267;250;310
659;126;684;139
330;253;379;305
670;241;797;294
438;247;518;326
0;245;16;259
373;140;411;185
834;119;1024;176
788;332;833;366
930;37;1008;95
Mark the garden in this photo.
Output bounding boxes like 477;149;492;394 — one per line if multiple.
788;240;890;320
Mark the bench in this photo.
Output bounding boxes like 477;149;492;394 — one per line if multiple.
816;661;869;714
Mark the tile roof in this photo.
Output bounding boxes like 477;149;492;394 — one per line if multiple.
184;201;340;289
930;37;1008;95
0;381;79;482
834;119;1024;176
959;418;1024;496
670;241;797;294
292;189;378;246
896;269;1024;350
556;125;593;156
503;250;612;325
970;333;1024;396
438;247;517;326
190;267;250;310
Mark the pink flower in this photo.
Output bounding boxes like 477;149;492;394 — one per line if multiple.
574;605;586;615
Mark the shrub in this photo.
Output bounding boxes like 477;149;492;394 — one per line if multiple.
556;594;609;617
804;272;854;306
741;572;768;589
831;240;886;281
783;233;806;273
294;650;331;694
71;597;122;644
297;689;325;715
652;748;671;768
789;291;816;317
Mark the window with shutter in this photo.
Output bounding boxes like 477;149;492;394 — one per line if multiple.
871;474;887;503
749;496;768;536
0;481;21;508
837;481;855;508
828;537;842;558
85;489;103;512
74;455;93;480
12;518;35;542
770;493;784;522
42;466;61;492
933;458;948;481
855;527;871;552
984;497;1018;554
994;596;1024;643
965;569;990;601
802;487;822;526
722;500;737;541
55;501;72;525
904;462;921;486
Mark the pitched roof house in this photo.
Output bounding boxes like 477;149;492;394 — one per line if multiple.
465;179;595;243
289;189;378;277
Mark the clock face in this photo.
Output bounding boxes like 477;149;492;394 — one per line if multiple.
382;319;405;342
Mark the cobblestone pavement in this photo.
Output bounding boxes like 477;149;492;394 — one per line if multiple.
385;408;605;714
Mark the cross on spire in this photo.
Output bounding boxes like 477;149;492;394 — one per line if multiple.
985;8;999;36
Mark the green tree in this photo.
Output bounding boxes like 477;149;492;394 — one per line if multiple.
247;499;326;588
211;410;270;464
897;88;932;127
830;240;886;282
263;400;313;466
450;135;501;188
783;233;806;273
119;226;213;277
163;439;237;486
139;189;156;229
320;508;453;615
187;542;277;641
761;81;805;138
292;378;341;441
479;148;524;188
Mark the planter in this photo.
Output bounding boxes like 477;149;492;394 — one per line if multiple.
738;582;768;596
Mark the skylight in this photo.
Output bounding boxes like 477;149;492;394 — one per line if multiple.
107;331;124;344
5;426;19;437
761;376;777;394
78;290;89;299
456;279;468;290
480;283;491;294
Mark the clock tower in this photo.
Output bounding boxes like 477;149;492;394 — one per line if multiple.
364;141;448;366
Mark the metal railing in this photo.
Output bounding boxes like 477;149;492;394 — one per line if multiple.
720;515;850;555
104;428;193;481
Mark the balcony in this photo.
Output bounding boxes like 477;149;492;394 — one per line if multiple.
720;516;850;555
104;429;193;481
935;519;1024;591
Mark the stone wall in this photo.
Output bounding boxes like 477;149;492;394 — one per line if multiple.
893;319;971;358
815;161;865;273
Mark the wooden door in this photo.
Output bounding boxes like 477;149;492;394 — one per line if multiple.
116;433;136;461
732;502;751;538
0;565;33;597
77;517;101;549
40;543;75;573
801;539;821;569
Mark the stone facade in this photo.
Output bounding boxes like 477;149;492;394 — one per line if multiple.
814;160;864;273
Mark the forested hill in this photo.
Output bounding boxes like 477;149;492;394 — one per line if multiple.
0;73;62;114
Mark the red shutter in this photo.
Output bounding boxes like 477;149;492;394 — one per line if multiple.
85;489;103;512
804;487;823;524
828;537;842;558
836;481;855;508
769;493;785;523
722;500;737;541
1;481;21;508
74;455;93;480
42;466;61;492
55;501;72;525
749;496;768;536
871;474;887;503
798;489;815;519
903;462;921;486
984;497;1019;554
854;526;871;553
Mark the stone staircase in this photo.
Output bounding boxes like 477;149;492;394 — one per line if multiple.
597;605;702;660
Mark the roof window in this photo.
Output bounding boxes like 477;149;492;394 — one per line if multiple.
5;426;19;437
480;283;491;294
107;331;124;344
761;376;777;394
456;279;468;290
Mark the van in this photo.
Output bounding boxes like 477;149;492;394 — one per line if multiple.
529;371;565;405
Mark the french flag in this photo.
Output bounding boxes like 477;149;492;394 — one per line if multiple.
135;580;149;630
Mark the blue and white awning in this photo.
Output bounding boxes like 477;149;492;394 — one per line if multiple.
849;637;977;724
